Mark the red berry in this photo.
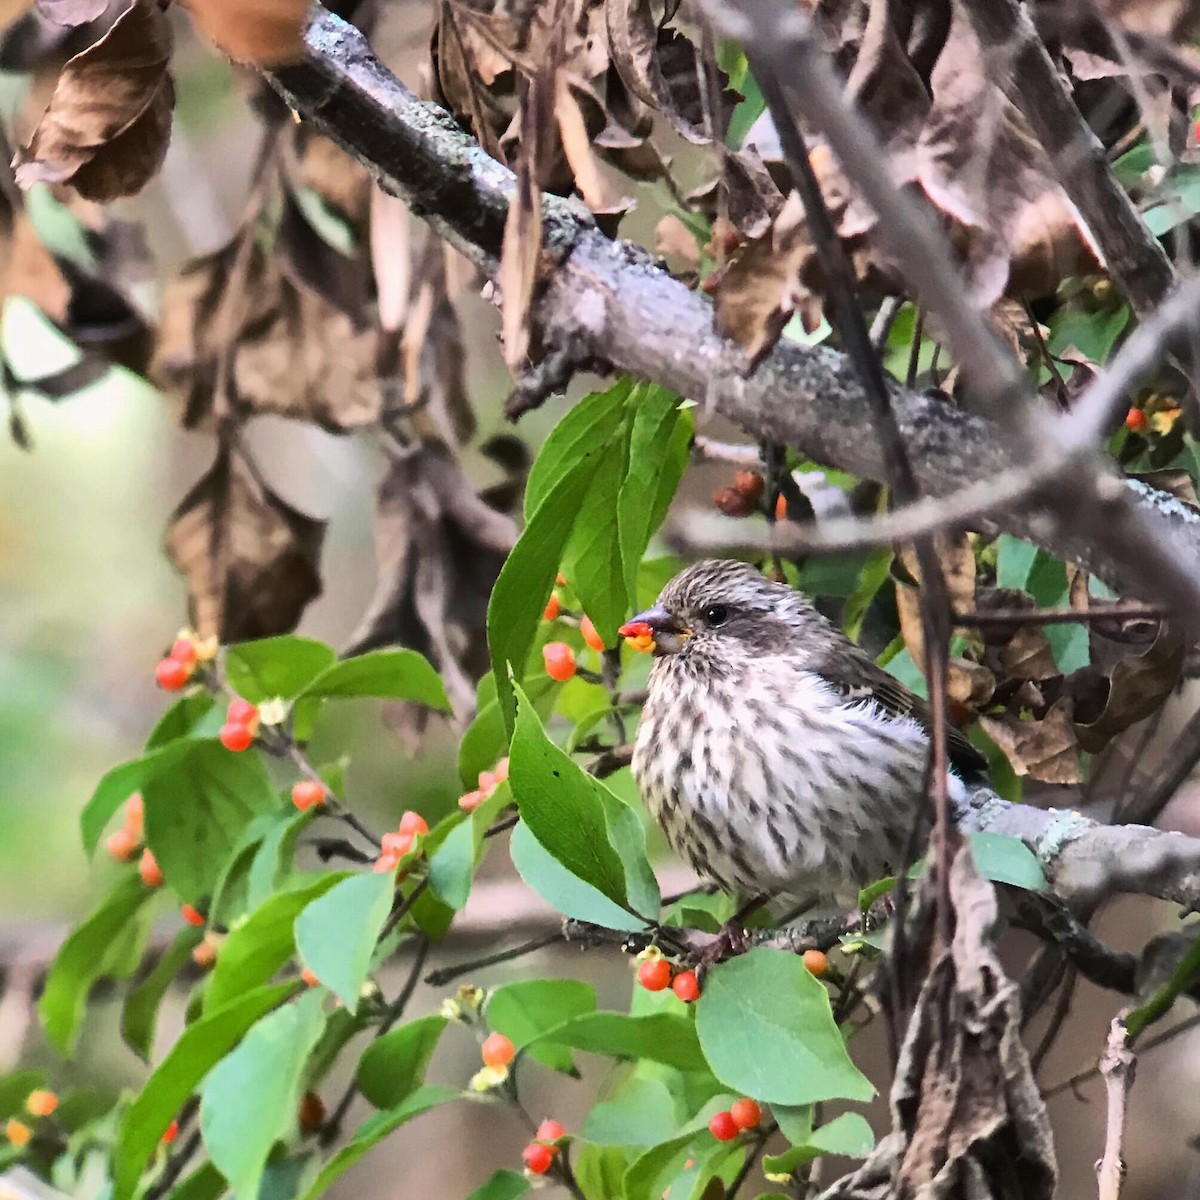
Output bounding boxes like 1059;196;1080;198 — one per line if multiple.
1125;407;1148;432
542;642;577;682
803;949;830;978
709;1111;739;1141
733;469;765;501
155;657;190;691
139;849;164;888
373;851;400;874
398;811;429;837
536;1119;566;1143
712;486;754;517
192;938;218;969
730;1098;762;1130
580;616;606;652
170;638;199;668
543;594;560;621
219;722;254;752
298;1091;326;1132
106;827;139;862
6;1119;31;1147
481;1032;516;1068
25;1090;58;1118
522;1143;554;1175
161;1120;179;1145
381;831;415;858
180;904;205;927
301;967;319;987
458;789;485;813
637;958;672;992
226;699;259;729
672;970;701;1002
292;780;326;811
124;792;144;835
774;493;788;521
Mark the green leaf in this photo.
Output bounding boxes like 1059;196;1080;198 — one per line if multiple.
995;535;1039;592
510;820;642;930
294;872;395;1013
573;1142;632;1200
296;1086;457;1200
1046;622;1090;674
356;1015;447;1108
762;1112;874;1179
509;686;658;918
426;818;476;911
534;1012;708;1071
143;740;281;906
1127;927;1200;1038
81;743;188;855
1048;303;1130;363
622;1096;736;1200
206;874;346;1013
466;1171;530;1200
146;692;218;750
41;874;154;1055
246;807;318;912
695;949;874;1105
842;547;894;641
200;990;327;1200
487;978;594;1072
114;984;295;1200
968;833;1046;891
166;1162;227;1200
0;1071;48;1117
122;926;203;1060
296;649;450;710
582;1077;681;1146
225;637;336;702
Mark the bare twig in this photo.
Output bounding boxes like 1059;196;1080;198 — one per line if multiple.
1096;1015;1136;1200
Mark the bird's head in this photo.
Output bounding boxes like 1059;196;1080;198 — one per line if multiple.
619;559;820;659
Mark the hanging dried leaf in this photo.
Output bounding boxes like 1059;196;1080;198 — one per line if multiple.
164;446;326;642
180;0;309;64
1001;626;1059;682
346;444;520;727
947;657;995;707
979;696;1082;783
892;535;978;673
36;0;108;27
14;0;174;202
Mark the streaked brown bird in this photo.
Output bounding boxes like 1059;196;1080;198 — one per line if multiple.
621;559;986;909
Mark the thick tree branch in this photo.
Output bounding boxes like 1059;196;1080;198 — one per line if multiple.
267;11;1200;620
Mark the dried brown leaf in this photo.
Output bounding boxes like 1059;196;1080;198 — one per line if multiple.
164;446;326;641
979;696;1082;783
947;657;995;707
893;535;977;672
1001;625;1059;682
180;0;308;64
296;132;371;227
7;210;71;322
14;0;173;202
654;213;700;274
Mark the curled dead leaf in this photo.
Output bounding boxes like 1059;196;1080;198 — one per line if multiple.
180;0;309;64
947;657;995;708
1000;625;1059;682
978;696;1082;784
165;446;326;641
14;0;174;202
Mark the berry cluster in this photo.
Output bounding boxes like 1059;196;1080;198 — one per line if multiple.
635;952;701;1003
374;811;429;874
541;574;613;682
708;1098;762;1141
712;469;765;519
5;1088;61;1149
459;756;509;813
220;698;260;752
154;631;217;692
521;1119;567;1177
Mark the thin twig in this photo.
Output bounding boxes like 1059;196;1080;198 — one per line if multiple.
726;1121;779;1198
424;931;563;987
953;604;1165;629
1096;1015;1136;1200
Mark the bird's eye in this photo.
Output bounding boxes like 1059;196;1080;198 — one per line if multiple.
704;604;729;626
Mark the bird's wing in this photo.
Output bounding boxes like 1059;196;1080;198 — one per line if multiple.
811;643;988;780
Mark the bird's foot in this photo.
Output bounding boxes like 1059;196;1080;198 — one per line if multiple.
681;917;752;983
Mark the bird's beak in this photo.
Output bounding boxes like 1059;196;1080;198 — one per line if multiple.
619;605;691;655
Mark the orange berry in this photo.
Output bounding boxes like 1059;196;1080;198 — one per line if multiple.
124;792;145;835
543;594;560;621
579;616;606;652
493;757;509;783
803;948;830;978
708;1111;738;1141
555;573;567;587
481;1032;516;1068
106;827;139;862
161;1120;179;1144
381;831;415;858
1125;407;1148;432
522;1143;554;1174
730;1098;762;1130
536;1119;565;1144
170;637;199;668
139;849;164;888
219;722;254;752
733;469;765;501
712;486;754;517
298;1091;326;1132
226;698;259;729
180;904;205;927
291;780;326;812
458;789;485;813
25;1090;58;1118
398;811;429;837
155;657;191;691
373;851;401;874
5;1118;32;1147
637;958;672;992
671;970;701;1002
300;967;319;988
774;493;788;521
192;935;219;969
478;770;498;795
542;642;577;683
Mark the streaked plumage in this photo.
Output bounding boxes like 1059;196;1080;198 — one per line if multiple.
626;559;985;905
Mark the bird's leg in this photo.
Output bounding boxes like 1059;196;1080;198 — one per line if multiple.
686;895;769;980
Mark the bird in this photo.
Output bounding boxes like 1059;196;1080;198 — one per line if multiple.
619;558;987;911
